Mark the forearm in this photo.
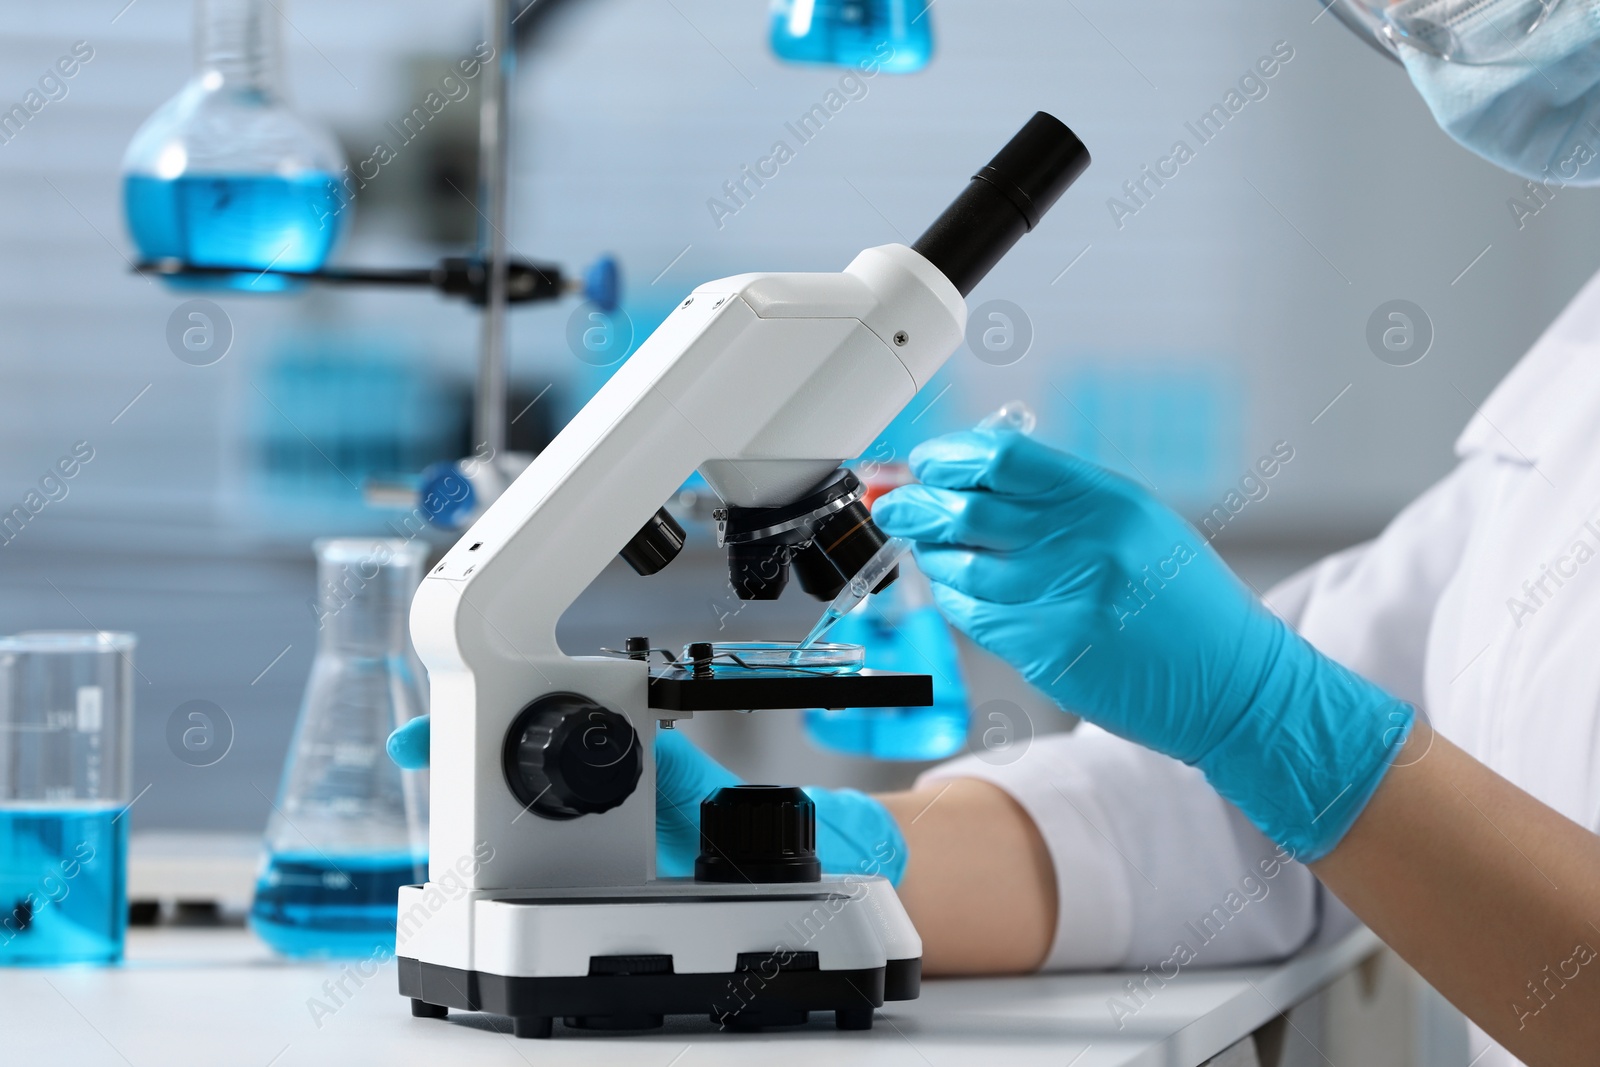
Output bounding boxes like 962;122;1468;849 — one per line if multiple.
1313;723;1600;1064
877;777;1056;975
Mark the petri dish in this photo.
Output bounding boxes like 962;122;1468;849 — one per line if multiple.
686;641;864;676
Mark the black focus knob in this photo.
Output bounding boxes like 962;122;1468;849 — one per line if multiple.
503;693;642;820
695;785;821;884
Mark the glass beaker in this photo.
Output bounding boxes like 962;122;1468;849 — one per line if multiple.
250;539;427;958
0;632;135;966
121;0;348;291
769;0;934;72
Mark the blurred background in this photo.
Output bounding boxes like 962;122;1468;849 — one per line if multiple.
3;0;1597;853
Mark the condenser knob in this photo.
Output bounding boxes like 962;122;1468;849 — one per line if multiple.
695;785;821;883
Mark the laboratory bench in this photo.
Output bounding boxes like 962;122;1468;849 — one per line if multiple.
1;924;1383;1067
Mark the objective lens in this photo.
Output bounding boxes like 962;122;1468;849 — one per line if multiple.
727;543;791;601
811;501;898;598
619;507;686;576
792;540;847;600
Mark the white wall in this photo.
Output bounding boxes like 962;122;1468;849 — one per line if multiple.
4;0;1599;827
5;0;1597;546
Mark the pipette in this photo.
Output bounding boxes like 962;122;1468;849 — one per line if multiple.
795;401;1037;651
795;535;912;652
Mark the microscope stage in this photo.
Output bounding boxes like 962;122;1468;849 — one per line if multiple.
645;668;933;712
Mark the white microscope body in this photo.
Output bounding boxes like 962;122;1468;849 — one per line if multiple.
397;112;1088;1037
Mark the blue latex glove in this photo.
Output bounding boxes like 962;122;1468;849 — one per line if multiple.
387;716;909;883
387;714;430;770
873;429;1412;862
653;726;738;875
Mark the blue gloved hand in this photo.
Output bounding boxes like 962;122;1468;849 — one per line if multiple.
387;714;430;770
387;715;909;882
655;727;908;883
873;428;1412;861
653;727;738;875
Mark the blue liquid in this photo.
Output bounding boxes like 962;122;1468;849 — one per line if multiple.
797;606;847;654
804;605;968;760
250;851;423;958
770;0;934;72
123;173;346;292
0;807;127;966
807;704;968;760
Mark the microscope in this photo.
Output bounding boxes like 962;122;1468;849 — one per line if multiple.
396;112;1090;1037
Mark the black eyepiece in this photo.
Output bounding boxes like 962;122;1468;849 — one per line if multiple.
911;112;1090;297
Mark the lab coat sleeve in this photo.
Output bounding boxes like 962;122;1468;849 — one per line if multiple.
918;726;1320;971
914;460;1487;972
1260;459;1486;708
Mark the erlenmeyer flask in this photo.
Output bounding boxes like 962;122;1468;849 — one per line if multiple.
121;0;348;291
769;0;934;72
250;539;427;958
803;558;968;759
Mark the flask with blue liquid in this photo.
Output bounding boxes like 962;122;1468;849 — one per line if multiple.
250;540;428;958
804;559;968;760
121;0;348;291
769;0;934;73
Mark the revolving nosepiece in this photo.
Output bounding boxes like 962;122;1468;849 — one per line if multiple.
716;469;897;603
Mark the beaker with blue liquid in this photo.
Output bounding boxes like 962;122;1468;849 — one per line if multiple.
121;0;348;291
0;632;136;966
250;540;428;958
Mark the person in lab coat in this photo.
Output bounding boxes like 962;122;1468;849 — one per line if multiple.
703;3;1600;1062
862;4;1600;1063
391;2;1600;1061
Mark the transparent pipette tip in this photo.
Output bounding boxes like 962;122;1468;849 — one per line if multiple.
795;535;911;652
976;401;1036;435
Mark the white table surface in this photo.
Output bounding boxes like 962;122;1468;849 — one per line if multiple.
2;926;1380;1067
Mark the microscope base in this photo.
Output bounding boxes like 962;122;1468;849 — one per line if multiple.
398;955;920;1036
394;877;921;1037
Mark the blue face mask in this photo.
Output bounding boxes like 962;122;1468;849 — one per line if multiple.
1332;0;1600;185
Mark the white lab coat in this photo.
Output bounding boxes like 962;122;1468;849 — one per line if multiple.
921;267;1600;1067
